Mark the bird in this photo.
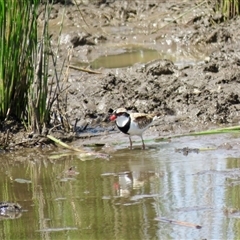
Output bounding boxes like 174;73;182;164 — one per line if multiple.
110;108;158;149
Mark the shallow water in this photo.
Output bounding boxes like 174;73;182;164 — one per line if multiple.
0;133;240;239
73;44;207;70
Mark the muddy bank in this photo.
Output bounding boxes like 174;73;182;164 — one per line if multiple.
61;1;240;136
1;0;240;148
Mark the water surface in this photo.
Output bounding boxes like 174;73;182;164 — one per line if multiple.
0;134;240;239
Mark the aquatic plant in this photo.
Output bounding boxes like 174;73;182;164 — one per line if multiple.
216;0;240;18
0;0;49;133
0;0;69;134
0;0;39;123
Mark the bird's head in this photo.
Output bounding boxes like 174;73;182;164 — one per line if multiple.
109;108;128;121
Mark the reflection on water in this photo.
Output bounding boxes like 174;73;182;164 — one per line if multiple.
74;44;207;70
0;134;240;239
90;48;160;69
74;47;161;69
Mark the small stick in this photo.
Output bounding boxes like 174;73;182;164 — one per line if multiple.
46;135;109;159
4;129;10;146
47;135;85;152
155;217;202;229
69;65;102;74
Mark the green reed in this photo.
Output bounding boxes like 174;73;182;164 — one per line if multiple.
216;0;240;18
28;2;51;133
0;1;37;120
0;1;58;133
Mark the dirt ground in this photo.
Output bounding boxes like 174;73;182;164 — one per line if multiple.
2;0;240;149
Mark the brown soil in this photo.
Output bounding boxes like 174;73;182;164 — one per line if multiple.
1;0;240;149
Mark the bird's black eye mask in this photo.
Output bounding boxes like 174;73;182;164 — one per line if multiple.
116;112;129;117
108;108;114;114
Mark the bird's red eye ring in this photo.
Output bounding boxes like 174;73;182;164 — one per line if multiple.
110;114;117;121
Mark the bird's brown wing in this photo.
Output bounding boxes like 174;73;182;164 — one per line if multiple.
131;113;155;129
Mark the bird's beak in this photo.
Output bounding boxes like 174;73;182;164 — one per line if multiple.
110;114;117;121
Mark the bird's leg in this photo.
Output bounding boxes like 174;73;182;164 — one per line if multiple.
129;136;133;149
141;136;145;150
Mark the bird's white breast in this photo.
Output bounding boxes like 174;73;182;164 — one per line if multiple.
116;115;129;128
116;113;154;136
128;120;151;136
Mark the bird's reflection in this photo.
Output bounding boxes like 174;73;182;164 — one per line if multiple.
113;170;158;198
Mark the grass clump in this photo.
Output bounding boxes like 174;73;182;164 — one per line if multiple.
0;1;70;135
0;0;39;122
216;0;240;19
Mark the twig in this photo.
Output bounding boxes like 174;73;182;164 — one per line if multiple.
47;135;85;152
48;124;62;134
46;135;109;159
155;217;202;229
73;0;92;33
155;0;207;33
69;65;102;74
4;129;10;146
